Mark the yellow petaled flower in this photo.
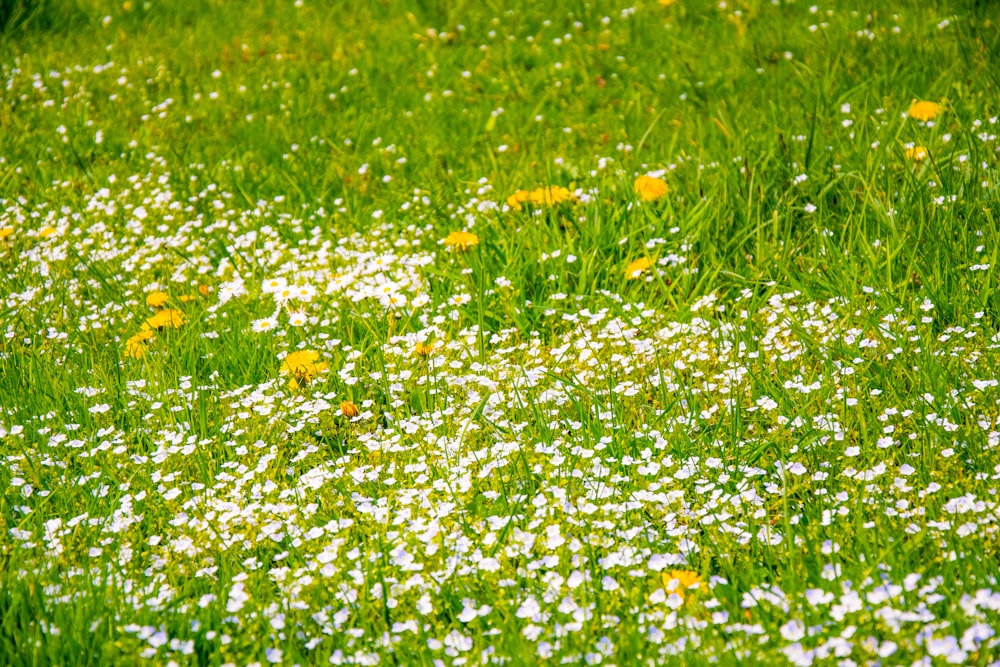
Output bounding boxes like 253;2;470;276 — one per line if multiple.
634;175;669;202
198;284;212;297
142;309;185;330
443;230;479;251
507;186;575;210
507;189;532;210
626;257;654;279
281;350;328;388
340;400;360;418
662;570;702;601
0;227;13;240
39;226;56;239
905;146;928;161
124;329;155;358
908;100;942;122
658;0;678;5
146;291;169;308
413;341;435;357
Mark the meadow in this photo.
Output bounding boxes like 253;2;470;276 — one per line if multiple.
1;0;1000;664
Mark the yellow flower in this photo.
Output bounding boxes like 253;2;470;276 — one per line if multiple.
443;230;479;251
507;186;575;210
625;257;654;279
413;341;435;357
905;146;928;161
658;0;678;6
908;100;942;122
662;570;702;601
124;329;155;358
146;291;169;308
0;227;13;240
38;226;56;239
340;400;360;417
634;175;669;202
142;309;185;330
281;350;328;388
198;284;212;297
506;189;532;210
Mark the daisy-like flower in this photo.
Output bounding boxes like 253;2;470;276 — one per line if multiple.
634;175;669;201
124;329;155;358
251;317;278;333
145;291;169;308
662;570;702;601
908;100;942;122
261;277;287;294
142;309;185;330
905;146;928;161
625;257;654;279
443;231;479;251
280;350;327;389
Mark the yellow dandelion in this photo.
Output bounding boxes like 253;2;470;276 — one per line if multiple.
530;185;574;207
662;570;702;601
280;350;328;388
124;329;155;358
340;400;360;418
443;230;479;251
0;227;13;240
908;100;942;122
38;226;56;239
659;0;678;5
198;284;212;297
506;189;532;210
142;309;185;331
626;257;654;279
905;146;928;161
507;186;575;210
634;175;669;202
413;341;435;357
146;291;169;308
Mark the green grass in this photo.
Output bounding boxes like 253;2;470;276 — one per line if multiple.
2;0;1000;665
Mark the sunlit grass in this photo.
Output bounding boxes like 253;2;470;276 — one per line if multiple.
2;1;1000;665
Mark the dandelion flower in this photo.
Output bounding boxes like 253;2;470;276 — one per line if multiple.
0;227;13;240
142;309;185;330
905;146;928;161
658;0;678;5
506;190;532;210
340;400;360;418
634;175;669;202
124;329;155;358
531;185;574;207
908;100;942;122
38;226;56;239
280;350;327;389
443;231;479;251
413;341;435;357
662;570;701;601
145;291;169;308
626;257;654;279
507;186;575;210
